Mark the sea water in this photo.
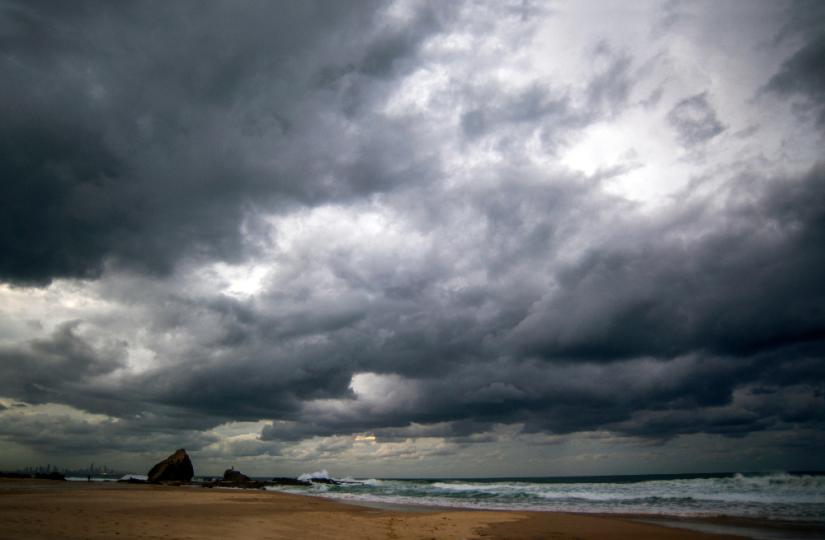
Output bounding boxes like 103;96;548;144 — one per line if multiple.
265;471;825;523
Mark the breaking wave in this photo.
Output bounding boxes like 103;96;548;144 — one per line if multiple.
267;471;825;522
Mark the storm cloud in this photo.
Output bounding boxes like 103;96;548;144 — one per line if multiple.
667;92;725;146
0;1;823;476
0;0;443;285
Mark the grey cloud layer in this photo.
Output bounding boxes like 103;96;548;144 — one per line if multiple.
0;0;443;285
667;92;725;147
1;1;823;468
767;2;825;128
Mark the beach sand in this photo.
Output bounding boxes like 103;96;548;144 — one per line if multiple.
0;479;744;539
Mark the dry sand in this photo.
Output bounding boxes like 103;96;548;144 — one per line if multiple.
0;479;744;539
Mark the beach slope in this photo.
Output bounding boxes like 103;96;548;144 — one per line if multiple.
0;479;742;539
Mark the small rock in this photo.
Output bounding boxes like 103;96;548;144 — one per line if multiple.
271;477;312;486
223;468;251;483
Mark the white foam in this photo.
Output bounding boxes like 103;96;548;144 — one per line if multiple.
298;469;331;481
266;473;825;522
119;474;148;481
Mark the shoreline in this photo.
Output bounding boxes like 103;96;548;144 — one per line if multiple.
328;494;823;540
257;483;824;539
2;479;821;539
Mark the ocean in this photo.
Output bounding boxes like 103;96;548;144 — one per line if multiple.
264;471;825;523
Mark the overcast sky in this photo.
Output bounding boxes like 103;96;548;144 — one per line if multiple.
1;0;823;478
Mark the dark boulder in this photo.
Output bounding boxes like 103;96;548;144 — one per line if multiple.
147;449;194;483
223;468;251;483
0;472;29;479
34;472;66;481
271;477;311;486
308;477;340;485
117;474;148;484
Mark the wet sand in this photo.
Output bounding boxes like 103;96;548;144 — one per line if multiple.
0;479;748;539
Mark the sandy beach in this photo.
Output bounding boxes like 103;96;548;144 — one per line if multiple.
0;479;749;540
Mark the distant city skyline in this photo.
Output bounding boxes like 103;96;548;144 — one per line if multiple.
12;463;122;476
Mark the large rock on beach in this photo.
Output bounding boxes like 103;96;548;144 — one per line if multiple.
147;449;194;483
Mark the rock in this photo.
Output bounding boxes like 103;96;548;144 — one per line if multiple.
33;472;66;481
223;468;251;483
0;472;29;479
271;477;312;486
308;477;340;485
147;449;194;483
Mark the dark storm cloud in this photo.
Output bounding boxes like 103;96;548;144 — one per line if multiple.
1;1;823;465
666;92;725;146
18;161;814;449
513;163;825;361
458;84;584;158
0;320;229;436
342;351;818;442
0;321;126;405
767;34;825;127
611;379;825;440
0;409;219;456
586;42;633;118
0;0;443;285
458;44;634;154
765;0;825;127
254;352;821;443
459;86;575;139
252;164;825;441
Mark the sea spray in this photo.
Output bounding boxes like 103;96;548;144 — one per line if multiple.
297;469;332;482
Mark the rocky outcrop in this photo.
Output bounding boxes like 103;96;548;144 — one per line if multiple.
195;473;356;490
33;472;66;481
0;472;30;479
117;474;148;484
307;477;340;485
271;477;311;486
0;471;65;480
147;449;194;483
223;468;251;483
196;468;264;489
